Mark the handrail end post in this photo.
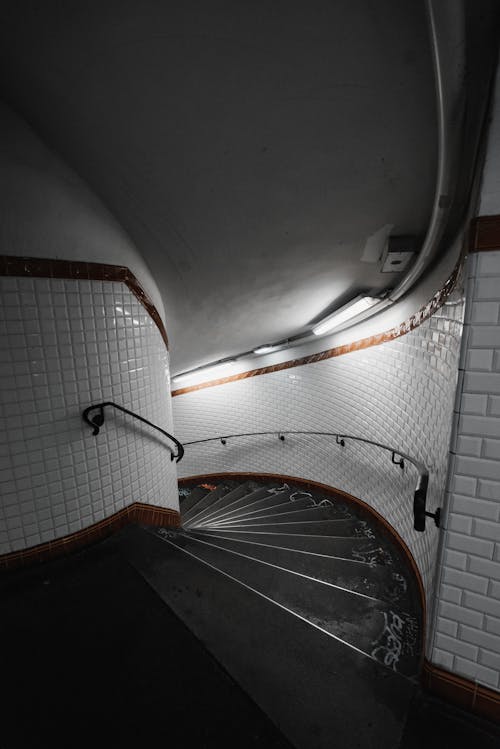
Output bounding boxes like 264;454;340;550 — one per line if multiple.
413;473;429;532
82;404;105;436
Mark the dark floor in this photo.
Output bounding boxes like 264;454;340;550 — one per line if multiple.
1;529;499;749
400;690;500;749
0;538;290;749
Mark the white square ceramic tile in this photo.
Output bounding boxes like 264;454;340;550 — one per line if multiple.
0;276;178;559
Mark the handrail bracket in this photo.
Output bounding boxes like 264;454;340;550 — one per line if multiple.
391;451;405;469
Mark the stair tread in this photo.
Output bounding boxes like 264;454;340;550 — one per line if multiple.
178;486;209;514
164;529;420;677
204;517;366;536
125;526;415;749
185;481;261;525
191;486;289;526
186;529;416;610
208;505;350;528
182;481;239;521
198;527;398;565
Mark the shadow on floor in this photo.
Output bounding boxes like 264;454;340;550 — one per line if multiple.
399;690;500;749
0;537;290;749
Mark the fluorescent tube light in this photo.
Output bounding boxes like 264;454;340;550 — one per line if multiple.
173;360;236;385
253;344;276;354
312;296;379;336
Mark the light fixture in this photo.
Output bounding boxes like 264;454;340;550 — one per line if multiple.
172;360;236;385
253;344;276;355
312;296;379;336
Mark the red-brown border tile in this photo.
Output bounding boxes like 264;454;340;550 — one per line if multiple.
0;255;169;348
470;215;500;253
0;503;180;571
422;659;500;724
172;257;462;396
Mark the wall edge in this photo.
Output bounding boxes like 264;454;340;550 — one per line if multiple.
0;503;180;570
422;659;500;723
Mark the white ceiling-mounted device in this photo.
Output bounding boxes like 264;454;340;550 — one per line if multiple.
381;236;419;273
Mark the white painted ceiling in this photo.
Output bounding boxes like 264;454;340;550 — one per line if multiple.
0;1;494;373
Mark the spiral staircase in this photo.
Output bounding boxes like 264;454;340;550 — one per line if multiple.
128;476;424;749
5;472;500;748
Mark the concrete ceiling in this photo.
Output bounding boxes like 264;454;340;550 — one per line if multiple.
0;1;439;373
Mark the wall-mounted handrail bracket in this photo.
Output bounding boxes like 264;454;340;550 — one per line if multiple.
278;433;285;441
82;402;184;462
220;438;227;445
426;507;441;528
391;451;405;469
336;435;346;447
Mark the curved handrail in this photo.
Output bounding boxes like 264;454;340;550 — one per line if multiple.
183;430;436;531
82;402;184;463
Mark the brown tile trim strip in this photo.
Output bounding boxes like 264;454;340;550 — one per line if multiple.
470;214;500;253
172;257;463;396
0;503;180;571
178;471;427;639
422;659;500;724
0;254;169;348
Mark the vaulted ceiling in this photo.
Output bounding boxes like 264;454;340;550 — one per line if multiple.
0;1;497;373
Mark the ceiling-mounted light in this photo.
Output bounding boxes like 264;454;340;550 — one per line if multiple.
172;360;236;385
312;296;379;336
253;344;276;355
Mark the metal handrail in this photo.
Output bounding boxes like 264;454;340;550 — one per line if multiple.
82;402;184;463
183;430;437;531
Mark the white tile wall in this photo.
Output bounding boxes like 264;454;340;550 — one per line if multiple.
432;250;500;692
173;284;465;611
0;276;178;554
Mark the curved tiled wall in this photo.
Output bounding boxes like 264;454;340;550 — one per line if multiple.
0;269;178;556
173;282;465;604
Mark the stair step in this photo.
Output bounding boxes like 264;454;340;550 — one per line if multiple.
126;526;415;749
205;517;365;536
178;486;209;514
211;505;348;528
198;527;397;565
186;481;261;525
182;481;238;522
186;530;416;611
163;530;420;678
190;486;290;527
212;489;306;521
203;497;318;526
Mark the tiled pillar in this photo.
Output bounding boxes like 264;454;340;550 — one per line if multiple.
0;259;178;562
